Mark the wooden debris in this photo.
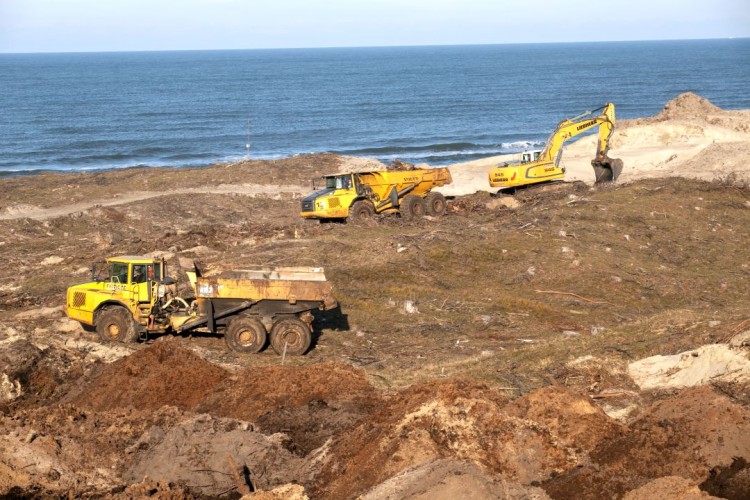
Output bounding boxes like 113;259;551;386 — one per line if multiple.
535;289;613;305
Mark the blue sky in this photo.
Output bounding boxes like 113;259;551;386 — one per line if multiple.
1;0;749;53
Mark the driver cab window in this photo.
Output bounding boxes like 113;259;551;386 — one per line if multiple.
132;264;159;283
132;265;148;283
109;262;128;284
327;176;352;190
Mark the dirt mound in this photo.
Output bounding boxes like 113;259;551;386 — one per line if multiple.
653;92;723;122
66;339;228;412
199;361;377;420
313;380;589;498
672;141;750;180
0;400;320;498
198;361;380;455
246;484;309;499
0;404;187;496
0;339;88;410
123;413;312;497
109;477;196;499
505;386;623;453
701;457;750;500
542;386;750;499
0;340;43;404
360;458;552;500
623;476;719;500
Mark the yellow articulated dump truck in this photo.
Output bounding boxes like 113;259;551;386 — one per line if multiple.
300;167;452;222
65;255;337;355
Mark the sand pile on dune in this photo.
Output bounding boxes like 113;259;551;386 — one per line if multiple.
628;343;750;390
436;92;750;194
563;93;750;183
650;92;723;122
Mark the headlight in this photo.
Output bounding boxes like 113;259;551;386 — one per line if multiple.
157;284;166;298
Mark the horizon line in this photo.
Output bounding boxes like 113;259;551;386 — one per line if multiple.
1;36;747;56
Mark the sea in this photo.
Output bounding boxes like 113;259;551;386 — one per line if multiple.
1;39;749;176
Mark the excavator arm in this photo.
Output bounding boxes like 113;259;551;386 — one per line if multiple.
489;103;623;188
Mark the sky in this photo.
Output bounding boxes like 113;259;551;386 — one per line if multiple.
1;0;749;53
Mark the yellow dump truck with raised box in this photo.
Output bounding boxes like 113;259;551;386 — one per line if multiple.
65;255;337;355
300;167;452;222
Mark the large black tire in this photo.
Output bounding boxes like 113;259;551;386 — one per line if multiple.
348;200;375;223
225;315;267;353
424;192;447;216
96;306;138;343
270;317;312;356
401;194;426;220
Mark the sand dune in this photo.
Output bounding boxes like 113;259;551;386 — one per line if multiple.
438;93;750;197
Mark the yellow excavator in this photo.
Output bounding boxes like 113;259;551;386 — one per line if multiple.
489;103;624;188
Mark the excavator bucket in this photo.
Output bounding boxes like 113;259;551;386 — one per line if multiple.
592;156;624;184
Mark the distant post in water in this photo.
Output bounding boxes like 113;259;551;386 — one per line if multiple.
246;117;252;160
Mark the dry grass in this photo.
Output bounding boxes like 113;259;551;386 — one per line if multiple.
2;171;749;396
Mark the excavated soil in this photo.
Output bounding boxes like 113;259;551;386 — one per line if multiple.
1;94;750;498
65;339;229;412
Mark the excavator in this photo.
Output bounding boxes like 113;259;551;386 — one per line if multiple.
488;103;624;188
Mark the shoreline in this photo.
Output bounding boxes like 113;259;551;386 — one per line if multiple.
3;93;750;218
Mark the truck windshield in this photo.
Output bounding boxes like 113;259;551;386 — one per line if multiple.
325;176;351;189
109;262;128;283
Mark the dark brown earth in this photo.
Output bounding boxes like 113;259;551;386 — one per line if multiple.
1;95;750;498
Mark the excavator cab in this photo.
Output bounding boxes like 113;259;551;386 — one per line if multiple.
521;151;541;164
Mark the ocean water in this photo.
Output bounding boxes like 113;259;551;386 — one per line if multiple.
1;39;749;176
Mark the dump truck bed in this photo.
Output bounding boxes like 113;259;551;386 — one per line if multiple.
194;267;337;309
357;168;452;194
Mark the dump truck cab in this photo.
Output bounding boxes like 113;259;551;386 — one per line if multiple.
65;256;167;339
300;173;361;219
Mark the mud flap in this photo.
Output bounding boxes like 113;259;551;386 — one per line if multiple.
592;157;624;184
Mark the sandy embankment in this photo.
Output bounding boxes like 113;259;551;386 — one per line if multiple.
437;93;750;197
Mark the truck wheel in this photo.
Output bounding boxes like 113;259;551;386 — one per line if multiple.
348;200;375;222
270;318;312;356
401;194;426;220
225;316;267;353
425;192;447;216
96;306;138;343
